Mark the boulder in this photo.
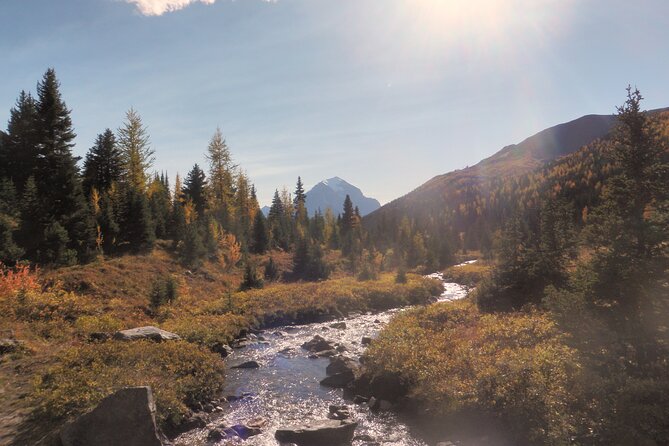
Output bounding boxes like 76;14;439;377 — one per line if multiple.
326;356;357;376
320;370;355;388
361;336;373;346
231;360;260;369
315;349;337;358
329;322;347;329
60;387;164;446
301;335;334;353
350;370;408;403
275;420;357;445
113;326;180;342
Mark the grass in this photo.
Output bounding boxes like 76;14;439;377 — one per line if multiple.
0;248;442;444
442;261;492;287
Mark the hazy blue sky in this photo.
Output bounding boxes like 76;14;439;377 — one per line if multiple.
1;0;668;205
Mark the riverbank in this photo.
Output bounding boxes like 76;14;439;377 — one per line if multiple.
0;249;442;445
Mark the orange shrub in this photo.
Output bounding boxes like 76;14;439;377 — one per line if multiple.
0;262;40;298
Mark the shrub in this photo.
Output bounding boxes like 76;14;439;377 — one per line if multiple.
443;261;491;287
395;266;407;284
162;313;249;347
239;262;264;291
264;257;280;281
364;301;581;444
149;275;178;309
0;262;40;298
32;340;225;428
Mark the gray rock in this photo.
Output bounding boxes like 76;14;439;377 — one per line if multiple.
231;360;260;369
302;335;334;353
113;326;180;342
321;370;355;388
60;387;163;446
326;356;357;376
329;322;347;329
361;336;373;345
275;420;357;445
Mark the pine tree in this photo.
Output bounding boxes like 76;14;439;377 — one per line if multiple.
583;88;669;360
251;210;269;254
34;69;95;263
294;175;308;215
268;189;289;250
118;108;153;191
234;171;252;247
341;195;355;234
180;223;206;269
4;91;39;191
182;164;208;219
264;256;280;281
121;187;155;253
83;129;123;194
17;176;42;259
240;260;264;291
97;192;120;254
148;174;171;239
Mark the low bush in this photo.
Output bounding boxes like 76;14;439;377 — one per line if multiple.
364;301;581;444
443;261;491;287
149;275;179;309
162;313;248;347
32;340;225;428
204;274;443;327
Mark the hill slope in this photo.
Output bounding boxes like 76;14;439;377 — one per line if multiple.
365;109;669;252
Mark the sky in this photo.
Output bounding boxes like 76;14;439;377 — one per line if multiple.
1;0;669;206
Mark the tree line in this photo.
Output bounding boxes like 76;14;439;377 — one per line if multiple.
0;69;370;281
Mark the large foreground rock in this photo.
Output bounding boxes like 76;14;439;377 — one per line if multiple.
275;419;357;445
60;387;164;446
113;326;181;342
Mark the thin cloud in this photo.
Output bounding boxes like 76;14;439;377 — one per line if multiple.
123;0;275;16
124;0;216;16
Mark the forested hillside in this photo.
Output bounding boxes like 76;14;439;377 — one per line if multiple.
366;108;669;258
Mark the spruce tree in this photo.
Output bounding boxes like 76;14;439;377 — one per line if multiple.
121;187;155;253
251;210;269;254
83;129;123;194
34;69;95;263
17;176;42;259
583;88;669;360
268;189;289;250
182;164;208;219
4;91;39;191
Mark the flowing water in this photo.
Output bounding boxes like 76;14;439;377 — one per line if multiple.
175;271;470;446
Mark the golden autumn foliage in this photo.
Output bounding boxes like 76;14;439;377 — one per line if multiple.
364;300;582;444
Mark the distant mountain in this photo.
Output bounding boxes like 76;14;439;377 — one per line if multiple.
306;177;380;217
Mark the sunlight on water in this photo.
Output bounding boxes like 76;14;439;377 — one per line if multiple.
175;267;471;445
